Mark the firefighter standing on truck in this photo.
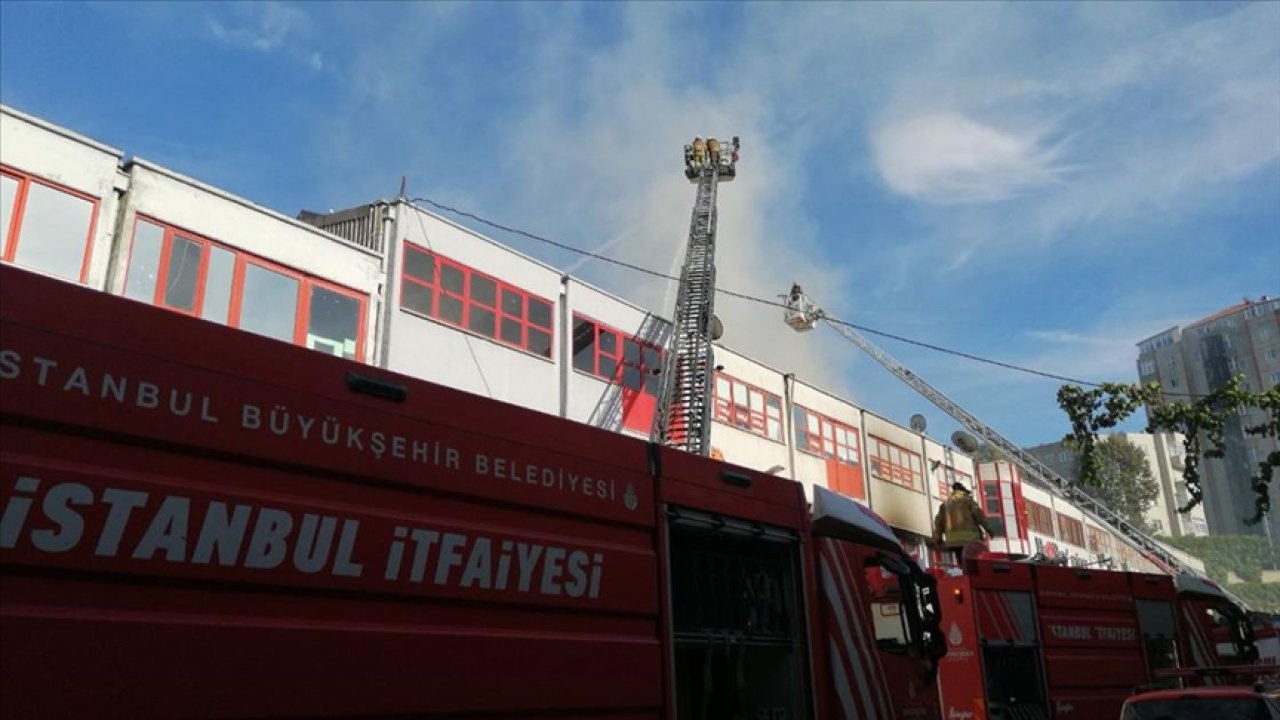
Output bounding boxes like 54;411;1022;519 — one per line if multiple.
933;482;993;566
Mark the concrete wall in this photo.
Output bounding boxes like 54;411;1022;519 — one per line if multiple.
385;204;562;416
863;412;932;537
111;160;384;362
0;105;125;289
707;346;790;479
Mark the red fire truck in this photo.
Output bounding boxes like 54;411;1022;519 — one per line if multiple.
934;554;1261;720
0;264;946;719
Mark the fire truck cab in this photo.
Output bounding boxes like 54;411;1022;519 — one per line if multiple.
0;265;943;719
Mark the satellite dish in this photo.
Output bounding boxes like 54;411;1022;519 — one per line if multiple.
909;414;928;433
951;431;979;454
709;314;724;341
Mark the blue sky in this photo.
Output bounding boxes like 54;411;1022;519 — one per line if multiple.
3;1;1277;448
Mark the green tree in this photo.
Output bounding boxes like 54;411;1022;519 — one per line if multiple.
1058;375;1280;523
1081;435;1160;528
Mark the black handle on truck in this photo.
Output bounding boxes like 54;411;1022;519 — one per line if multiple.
346;373;408;402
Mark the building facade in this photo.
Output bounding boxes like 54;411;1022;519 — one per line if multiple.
1027;433;1209;538
3;103;1182;574
1136;299;1280;539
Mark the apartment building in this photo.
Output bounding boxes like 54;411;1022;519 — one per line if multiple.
1027;433;1209;538
1136;299;1280;539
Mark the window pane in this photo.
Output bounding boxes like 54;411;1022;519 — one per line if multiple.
404;247;435;284
0;174;18;255
402;280;433;316
163;235;202;312
468;305;496;337
645;369;661;396
124;220;164;302
470;274;497;307
501;289;523;318
528;298;552;329
441;263;465;295
12;181;93;282
240;263;299;342
599;356;618;379
573;319;597;372
438;294;464;325
599;330;618;356
624;339;642;365
622;365;642;391
500;317;523;346
308;286;362;359
528;328;552;358
201;246;234;324
643;347;661;369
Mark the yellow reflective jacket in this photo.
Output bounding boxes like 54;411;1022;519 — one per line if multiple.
934;490;990;548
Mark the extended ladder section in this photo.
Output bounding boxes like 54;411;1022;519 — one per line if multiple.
653;166;721;454
825;317;1182;572
782;288;1184;573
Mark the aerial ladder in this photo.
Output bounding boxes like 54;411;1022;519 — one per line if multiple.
781;284;1187;573
651;136;739;455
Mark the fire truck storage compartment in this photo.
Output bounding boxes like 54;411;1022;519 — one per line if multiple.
1136;598;1181;682
976;590;1048;720
667;507;809;720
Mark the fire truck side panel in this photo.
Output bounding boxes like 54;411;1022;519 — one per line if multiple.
656;446;809;530
936;574;988;720
1035;566;1147;718
0;265;664;717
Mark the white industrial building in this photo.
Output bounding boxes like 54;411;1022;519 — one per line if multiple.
2;103;1199;574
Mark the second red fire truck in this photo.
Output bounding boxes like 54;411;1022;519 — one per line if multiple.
935;552;1264;720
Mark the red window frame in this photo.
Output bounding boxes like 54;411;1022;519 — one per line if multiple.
571;313;663;389
867;435;923;492
1086;526;1113;555
1056;513;1085;548
713;373;784;442
794;406;861;465
399;242;554;358
1026;500;1055;536
123;215;368;360
1;164;100;284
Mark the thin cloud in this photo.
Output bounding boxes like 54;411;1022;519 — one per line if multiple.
872;112;1069;204
205;2;324;71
